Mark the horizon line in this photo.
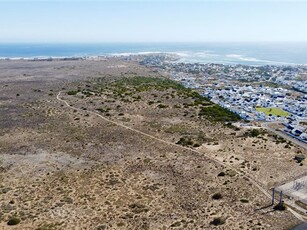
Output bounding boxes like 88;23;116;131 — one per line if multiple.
1;0;307;2
1;41;307;44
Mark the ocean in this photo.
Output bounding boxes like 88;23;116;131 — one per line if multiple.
0;42;307;66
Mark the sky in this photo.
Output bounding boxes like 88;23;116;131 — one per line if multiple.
0;0;307;43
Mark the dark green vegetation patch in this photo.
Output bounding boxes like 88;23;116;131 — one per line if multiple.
273;202;286;211
112;76;186;92
67;90;78;95
7;217;21;226
244;129;264;137
210;217;225;226
199;105;241;122
69;76;243;124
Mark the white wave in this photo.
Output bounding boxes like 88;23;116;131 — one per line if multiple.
107;51;193;60
109;51;166;56
226;54;259;62
226;54;242;58
225;53;298;65
109;52;140;56
193;51;220;58
168;52;190;57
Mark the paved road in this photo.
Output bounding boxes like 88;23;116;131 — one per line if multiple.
262;122;307;150
57;91;306;222
292;222;307;230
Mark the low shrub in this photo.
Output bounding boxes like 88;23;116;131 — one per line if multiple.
240;198;249;203
7;217;20;226
212;193;222;200
273;202;286;211
176;137;194;146
210;217;225;226
217;172;226;177
67;90;78;95
199;105;241;123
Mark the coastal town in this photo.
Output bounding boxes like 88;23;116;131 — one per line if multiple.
2;0;307;228
138;54;307;143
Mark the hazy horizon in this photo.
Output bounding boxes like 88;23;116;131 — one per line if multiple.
1;41;307;44
1;1;307;43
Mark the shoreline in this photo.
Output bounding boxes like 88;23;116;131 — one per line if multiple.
1;42;307;66
0;53;306;68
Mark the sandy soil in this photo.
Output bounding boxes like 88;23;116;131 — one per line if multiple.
0;58;305;229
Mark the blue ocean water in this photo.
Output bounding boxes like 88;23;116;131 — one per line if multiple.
0;42;307;66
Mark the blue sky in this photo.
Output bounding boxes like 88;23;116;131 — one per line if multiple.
0;1;307;43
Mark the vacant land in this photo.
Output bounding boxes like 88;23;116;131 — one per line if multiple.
256;107;290;117
0;59;306;229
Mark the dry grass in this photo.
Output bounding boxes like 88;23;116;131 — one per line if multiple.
0;59;305;229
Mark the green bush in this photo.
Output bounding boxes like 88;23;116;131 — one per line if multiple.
67;90;78;95
157;104;168;109
212;193;222;200
176;137;194;146
7;217;20;226
210;217;225;226
273;202;286;211
240;198;249;203
170;221;181;227
112;76;186;93
295;154;306;163
250;129;260;137
199;105;241;123
96;108;106;113
243;129;264;138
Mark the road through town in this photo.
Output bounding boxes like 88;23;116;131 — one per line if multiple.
262;122;307;150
